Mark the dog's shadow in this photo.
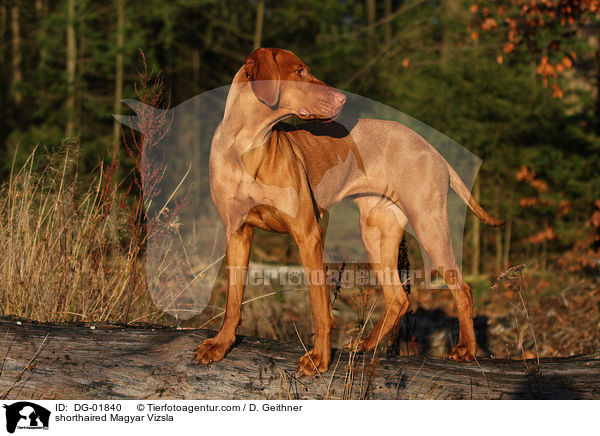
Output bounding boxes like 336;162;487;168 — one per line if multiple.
389;308;491;357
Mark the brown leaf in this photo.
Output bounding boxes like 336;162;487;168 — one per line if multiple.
519;197;537;208
551;83;564;99
530;179;548;192
481;17;498;30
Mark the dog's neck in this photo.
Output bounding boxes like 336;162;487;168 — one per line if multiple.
220;68;291;153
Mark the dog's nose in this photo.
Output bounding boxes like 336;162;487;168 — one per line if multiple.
333;91;346;105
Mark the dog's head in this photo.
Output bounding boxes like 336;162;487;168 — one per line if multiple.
244;48;346;121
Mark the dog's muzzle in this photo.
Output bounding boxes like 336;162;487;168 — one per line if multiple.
298;90;346;121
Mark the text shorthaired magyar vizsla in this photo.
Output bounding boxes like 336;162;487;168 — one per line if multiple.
194;47;504;376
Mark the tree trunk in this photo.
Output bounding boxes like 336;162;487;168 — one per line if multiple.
494;190;503;272
365;0;376;52
192;47;200;87
0;3;5;148
471;177;481;276
502;190;514;269
35;0;47;98
10;0;22;106
65;0;77;138
0;7;4;64
593;36;600;135
384;0;392;45
192;46;201;153
503;217;512;269
0;3;5;42
440;0;462;69
495;228;502;272
541;220;548;272
112;0;124;157
252;0;264;50
1;319;598;400
77;3;85;128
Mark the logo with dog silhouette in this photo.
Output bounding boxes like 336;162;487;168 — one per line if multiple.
2;402;50;433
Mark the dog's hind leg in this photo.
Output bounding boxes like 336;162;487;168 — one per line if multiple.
349;198;409;352
408;206;476;360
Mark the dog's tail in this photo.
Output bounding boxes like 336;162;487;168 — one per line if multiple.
443;158;505;227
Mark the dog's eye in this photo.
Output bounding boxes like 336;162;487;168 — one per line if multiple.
296;67;304;76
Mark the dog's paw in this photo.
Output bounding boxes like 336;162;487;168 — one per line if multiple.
193;338;232;365
342;338;368;352
343;334;383;352
447;344;475;362
296;349;331;376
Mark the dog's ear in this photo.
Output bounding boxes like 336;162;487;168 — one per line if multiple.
244;48;280;107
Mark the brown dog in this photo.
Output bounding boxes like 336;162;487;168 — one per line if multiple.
194;47;503;375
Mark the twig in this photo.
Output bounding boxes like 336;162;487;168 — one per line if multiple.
516;268;541;370
0;331;12;378
399;361;425;400
1;333;49;400
291;321;330;397
472;355;491;399
326;344;345;395
198;287;308;329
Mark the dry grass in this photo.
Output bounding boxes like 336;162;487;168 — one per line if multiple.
0;142;160;324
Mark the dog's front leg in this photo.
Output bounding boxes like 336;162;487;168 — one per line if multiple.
194;224;254;365
291;225;333;376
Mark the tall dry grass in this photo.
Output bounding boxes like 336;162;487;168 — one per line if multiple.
0;142;161;324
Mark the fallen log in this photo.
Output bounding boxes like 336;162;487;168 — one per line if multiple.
0;318;598;400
